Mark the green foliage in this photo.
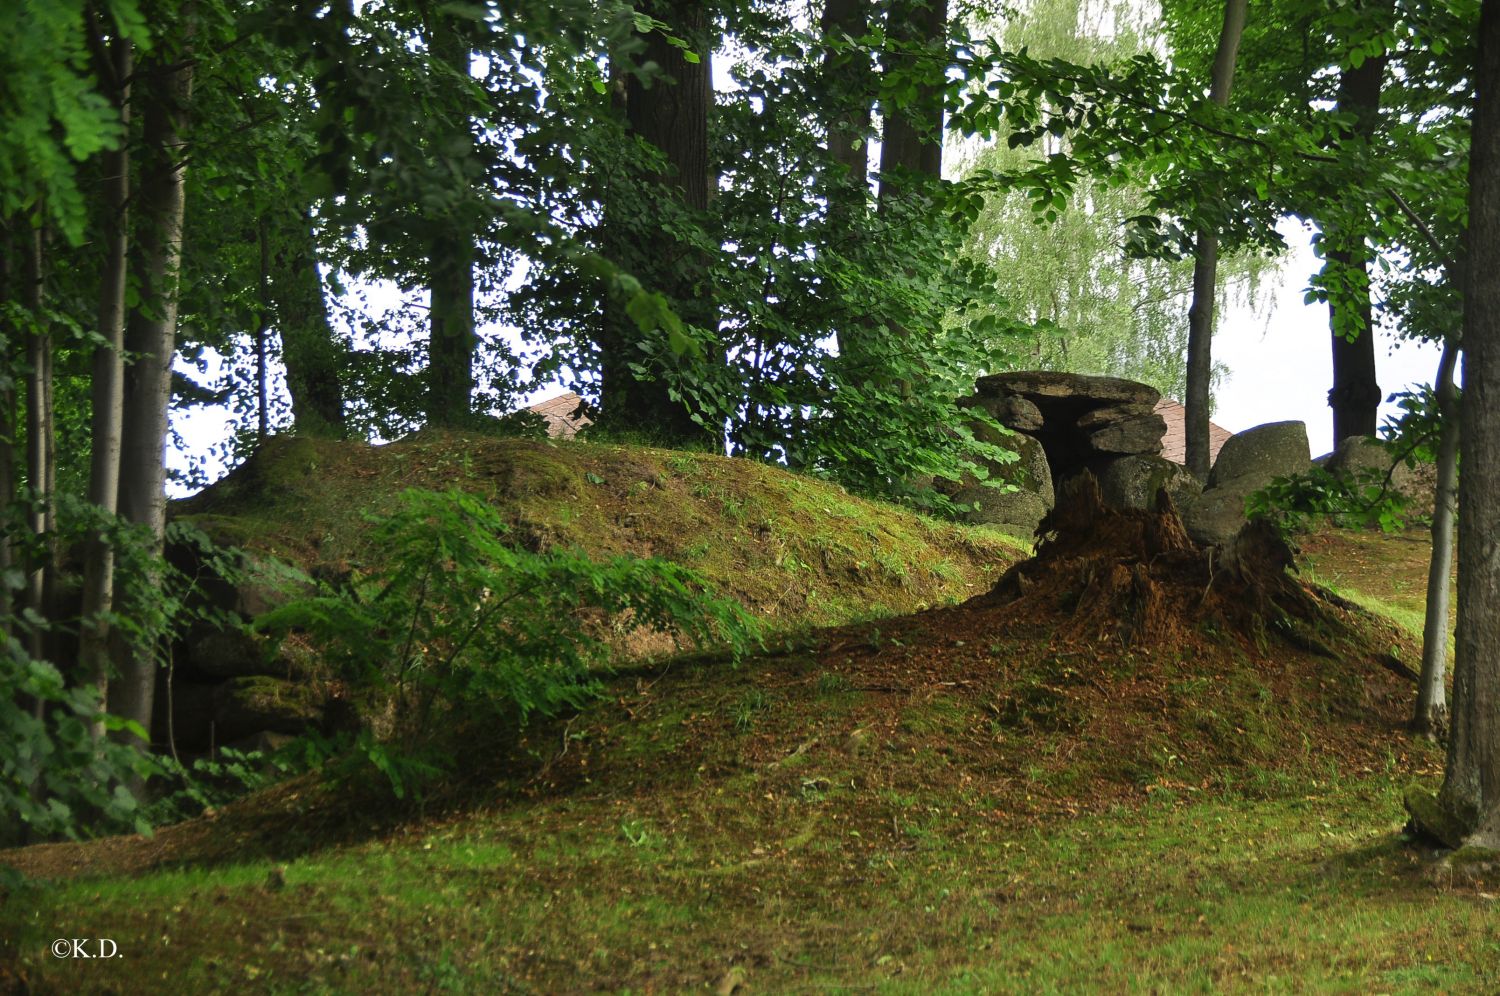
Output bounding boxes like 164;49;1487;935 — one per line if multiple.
0;632;158;843
1248;385;1447;534
257;488;760;796
954;0;1274;403
0;498;264;842
1247;464;1414;536
0;0;147;242
143;745;307;826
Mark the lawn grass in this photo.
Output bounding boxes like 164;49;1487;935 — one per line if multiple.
6;770;1496;994
2;515;1490;994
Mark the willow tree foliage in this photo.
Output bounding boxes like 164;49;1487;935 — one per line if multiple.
955;0;1271;404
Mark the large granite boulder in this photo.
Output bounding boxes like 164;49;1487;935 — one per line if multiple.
1321;435;1415;494
958;371;1179;530
1183;420;1311;547
963;393;1043;433
947;431;1054;536
1207;420;1311;489
1087;413;1169;456
970;371;1164;485
1098;455;1203;512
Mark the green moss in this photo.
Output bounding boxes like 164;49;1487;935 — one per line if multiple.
171;431;1019;655
1403;784;1468;849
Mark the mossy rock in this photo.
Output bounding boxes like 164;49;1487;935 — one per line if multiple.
212;675;328;743
1403;784;1469;850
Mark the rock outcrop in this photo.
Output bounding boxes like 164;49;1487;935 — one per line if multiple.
956;371;1166;533
1320;435;1415;495
1183;420;1311;547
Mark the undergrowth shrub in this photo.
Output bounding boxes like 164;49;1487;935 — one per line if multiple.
257;487;760;797
1;502;256;844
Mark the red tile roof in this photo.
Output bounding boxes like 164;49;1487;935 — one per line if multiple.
1154;398;1232;466
526;392;591;439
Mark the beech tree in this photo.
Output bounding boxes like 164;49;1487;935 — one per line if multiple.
1182;0;1246;481
597;0;715;442
1439;0;1500;848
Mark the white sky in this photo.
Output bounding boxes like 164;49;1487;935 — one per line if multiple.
1214;221;1442;456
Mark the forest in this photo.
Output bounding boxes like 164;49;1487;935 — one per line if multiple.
3;0;1500;990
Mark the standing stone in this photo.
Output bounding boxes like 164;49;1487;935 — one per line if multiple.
1182;420;1312;547
1207;420;1312;489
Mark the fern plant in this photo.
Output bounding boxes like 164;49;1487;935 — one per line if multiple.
257;487;759;795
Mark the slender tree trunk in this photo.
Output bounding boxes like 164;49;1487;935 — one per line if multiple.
1414;336;1459;737
79;36;133;729
256;215;270;440
425;16;476;428
0;225;14;636
1183;0;1247;481
112;47;194;745
427;233;475;426
599;0;714;443
820;0;874;363
877;0;947;210
271;207;347;438
1439;0;1500;848
1326;40;1388;442
22;219;54;673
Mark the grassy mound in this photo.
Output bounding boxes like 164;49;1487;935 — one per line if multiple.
173;431;1025;649
6;482;1477;993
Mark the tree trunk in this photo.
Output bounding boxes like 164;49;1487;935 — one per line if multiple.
599;0;714;443
1414;336;1459;737
79;35;132;730
0;225;14;636
877;0;947;209
427;233;475;427
425;16;476;428
1440;0;1500;848
270;207;347;438
112;48;194;745
1183;0;1248;481
22;219;54;672
1325;41;1388;443
256;215;270;440
821;0;873;220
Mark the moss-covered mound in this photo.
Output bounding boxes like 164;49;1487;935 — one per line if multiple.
173;431;1024;642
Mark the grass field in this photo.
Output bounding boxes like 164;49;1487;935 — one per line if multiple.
3;501;1491;994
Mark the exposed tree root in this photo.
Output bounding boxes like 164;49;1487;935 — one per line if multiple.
987;472;1358;652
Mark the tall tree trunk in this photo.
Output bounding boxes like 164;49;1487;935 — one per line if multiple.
427;234;475;426
820;0;874;363
1439;0;1500;848
821;0;873;221
1414;336;1459;737
1183;0;1248;481
877;0;947;210
0;224;14;636
270;207;347;438
256;215;270;440
1325;39;1388;443
79;35;133;729
22;219;55;672
425;16;476;428
112;47;194;746
599;0;713;443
